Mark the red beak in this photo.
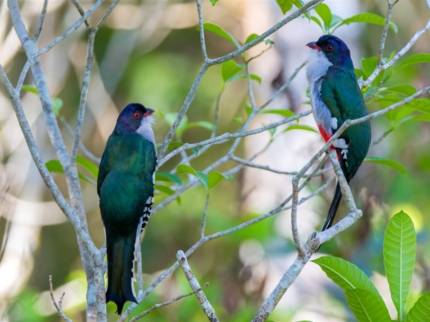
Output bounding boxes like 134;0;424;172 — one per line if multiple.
306;41;321;51
144;108;154;117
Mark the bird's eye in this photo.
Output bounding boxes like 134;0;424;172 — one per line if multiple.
133;112;140;119
326;45;334;52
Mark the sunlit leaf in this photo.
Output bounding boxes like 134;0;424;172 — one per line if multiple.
397;53;430;69
233;117;243;124
21;84;38;94
292;0;310;19
283;124;318;133
382;84;417;97
183;121;214;132
245;33;260;44
227;73;262;84
156;172;183;186
335;13;397;33
405;292;430;322
201;22;240;48
176;164;197;176
345;288;391;322
245;103;253;116
364;157;407;175
76;156;98;178
155;184;181;205
354;69;365;80
52;98;63;116
275;0;293;14
384;211;416;320
45;160;96;185
310;16;323;30
196;171;209;189
209;0;218;5
314;3;332;29
166;141;184;150
261;109;295;118
208;171;232;189
221;60;244;82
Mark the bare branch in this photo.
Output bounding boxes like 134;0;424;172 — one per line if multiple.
200;194;210;238
71;0;92;31
34;0;48;42
377;0;396;66
176;251;219;322
360;19;430;88
49;275;72;322
196;0;208;61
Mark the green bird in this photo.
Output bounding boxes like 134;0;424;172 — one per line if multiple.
306;35;371;234
97;103;156;314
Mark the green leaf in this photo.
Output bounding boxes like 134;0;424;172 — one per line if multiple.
382;84;417;97
330;14;343;28
45;160;96;185
226;73;262;84
384;211;416;320
313;256;383;301
208;171;232;189
76;156;98;178
345;288;391;322
335;13;397;33
183;121;214;132
176;164;197;177
405;98;430;114
405;292;430;322
201;22;240;48
167;141;184;150
233;117;243;124
209;0;218;5
221;60;244;82
195;171;209;189
265;39;275;45
155;172;183;186
314;3;332;29
283;124;319;133
292;0;310;19
261;109;295;118
397;53;430;69
364;156;407;175
245;33;260;44
361;57;378;78
276;0;293;14
155;184;181;205
245;103;253;116
310;16;323;30
52;98;63;116
21;85;38;94
355;69;365;80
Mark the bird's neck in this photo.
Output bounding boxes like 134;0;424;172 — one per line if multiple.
306;50;332;84
136;117;155;146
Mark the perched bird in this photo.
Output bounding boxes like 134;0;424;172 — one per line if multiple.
306;35;371;233
97;103;157;314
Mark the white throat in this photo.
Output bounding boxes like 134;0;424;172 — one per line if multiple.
136;116;155;145
306;50;332;83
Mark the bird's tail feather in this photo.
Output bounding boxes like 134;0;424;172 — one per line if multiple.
317;183;342;251
106;236;137;314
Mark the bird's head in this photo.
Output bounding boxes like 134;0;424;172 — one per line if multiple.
117;103;155;133
306;35;353;69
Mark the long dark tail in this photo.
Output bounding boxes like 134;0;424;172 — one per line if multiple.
317;183;342;251
321;182;342;231
106;235;137;314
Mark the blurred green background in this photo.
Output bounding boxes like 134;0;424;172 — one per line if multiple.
0;0;429;321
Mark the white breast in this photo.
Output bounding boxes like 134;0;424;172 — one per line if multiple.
306;50;334;136
136;116;155;145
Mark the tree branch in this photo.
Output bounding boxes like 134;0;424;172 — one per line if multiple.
49;275;72;322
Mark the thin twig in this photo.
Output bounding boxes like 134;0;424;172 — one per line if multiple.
49;275;72;322
377;0;396;66
196;0;208;61
176;251;219;322
129;283;209;322
71;0;92;31
200;194;210;238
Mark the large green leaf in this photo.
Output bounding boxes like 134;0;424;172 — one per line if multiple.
397;53;430;69
345;288;391;322
335;13;397;33
202;23;240;48
176;164;197;176
405;292;430;322
314;3;332;29
276;0;293;14
313;256;383;302
364;157;407;175
382;84;417;97
384;211;416;320
221;60;243;82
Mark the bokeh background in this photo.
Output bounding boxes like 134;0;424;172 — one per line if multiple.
0;0;429;321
